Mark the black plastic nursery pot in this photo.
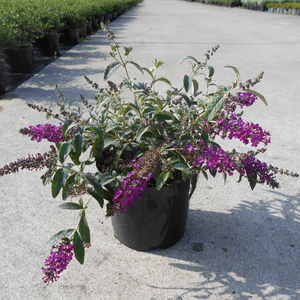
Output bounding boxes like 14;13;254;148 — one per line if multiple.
92;18;98;31
0;61;5;95
111;179;190;251
86;21;93;35
62;28;79;46
4;45;33;73
38;34;60;57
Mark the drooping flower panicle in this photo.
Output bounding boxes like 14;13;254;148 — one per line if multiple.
42;242;74;285
19;123;64;143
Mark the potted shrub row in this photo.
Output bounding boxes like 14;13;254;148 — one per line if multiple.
0;0;142;75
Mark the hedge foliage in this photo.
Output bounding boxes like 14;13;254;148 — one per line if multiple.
0;0;141;49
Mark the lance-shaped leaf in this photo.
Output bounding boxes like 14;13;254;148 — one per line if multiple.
79;211;90;244
224;65;241;84
156;171;172;191
246;89;268;106
205;95;226;122
183;75;193;93
141;67;154;80
174;163;195;175
87;188;104;208
122;46;132;55
207;65;214;77
41;229;75;253
127;61;143;74
180;55;198;64
188;174;198;199
73;231;84;264
192;79;199;95
154;77;172;86
52;168;68;198
248;172;258;190
59;143;73;163
58;202;83;210
104;61;122;80
85;173;104;197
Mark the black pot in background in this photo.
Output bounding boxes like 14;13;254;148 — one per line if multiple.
38;34;60;57
92;18;98;31
4;44;33;73
0;61;5;95
111;179;190;251
62;28;79;46
79;23;87;38
86;21;92;35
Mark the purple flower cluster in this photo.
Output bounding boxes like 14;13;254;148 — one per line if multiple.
212;92;270;147
20;123;64;143
185;141;236;176
109;159;152;215
236;92;257;108
184;140;279;188
239;155;279;188
215;113;271;147
42;242;74;285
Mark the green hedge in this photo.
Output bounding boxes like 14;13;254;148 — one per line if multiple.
266;1;300;7
0;0;142;50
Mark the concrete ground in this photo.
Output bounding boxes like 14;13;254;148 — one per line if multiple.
1;1;300;299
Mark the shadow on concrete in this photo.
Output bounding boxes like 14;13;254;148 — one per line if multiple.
148;190;300;299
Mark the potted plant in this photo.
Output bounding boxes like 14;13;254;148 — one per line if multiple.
0;2;38;73
0;23;298;285
36;5;63;57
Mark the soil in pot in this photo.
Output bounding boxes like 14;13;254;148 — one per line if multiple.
4;45;33;73
111;179;190;251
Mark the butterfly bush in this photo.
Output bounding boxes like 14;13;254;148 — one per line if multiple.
0;23;298;284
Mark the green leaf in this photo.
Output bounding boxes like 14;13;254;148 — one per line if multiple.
59;143;73;163
52;169;68;198
127;61;143;74
41;229;74;253
154;77;171;86
183;75;193;93
122;46;132;55
136;126;149;142
188;174;198;199
73;231;84;264
74;134;83;156
155;61;164;68
246;89;268;106
58;202;83;210
192;79;199;95
207;65;214;77
224;65;241;84
205;96;226;122
248;172;257;190
87;188;104;208
173;163;194;175
79;211;90;244
143;107;157;115
104;61;122;80
201;170;208;180
62;174;77;200
210;169;217;178
180;55;198;64
85;173;104;197
154;112;174;121
178;93;191;107
141;67;154;80
156;171;172;191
